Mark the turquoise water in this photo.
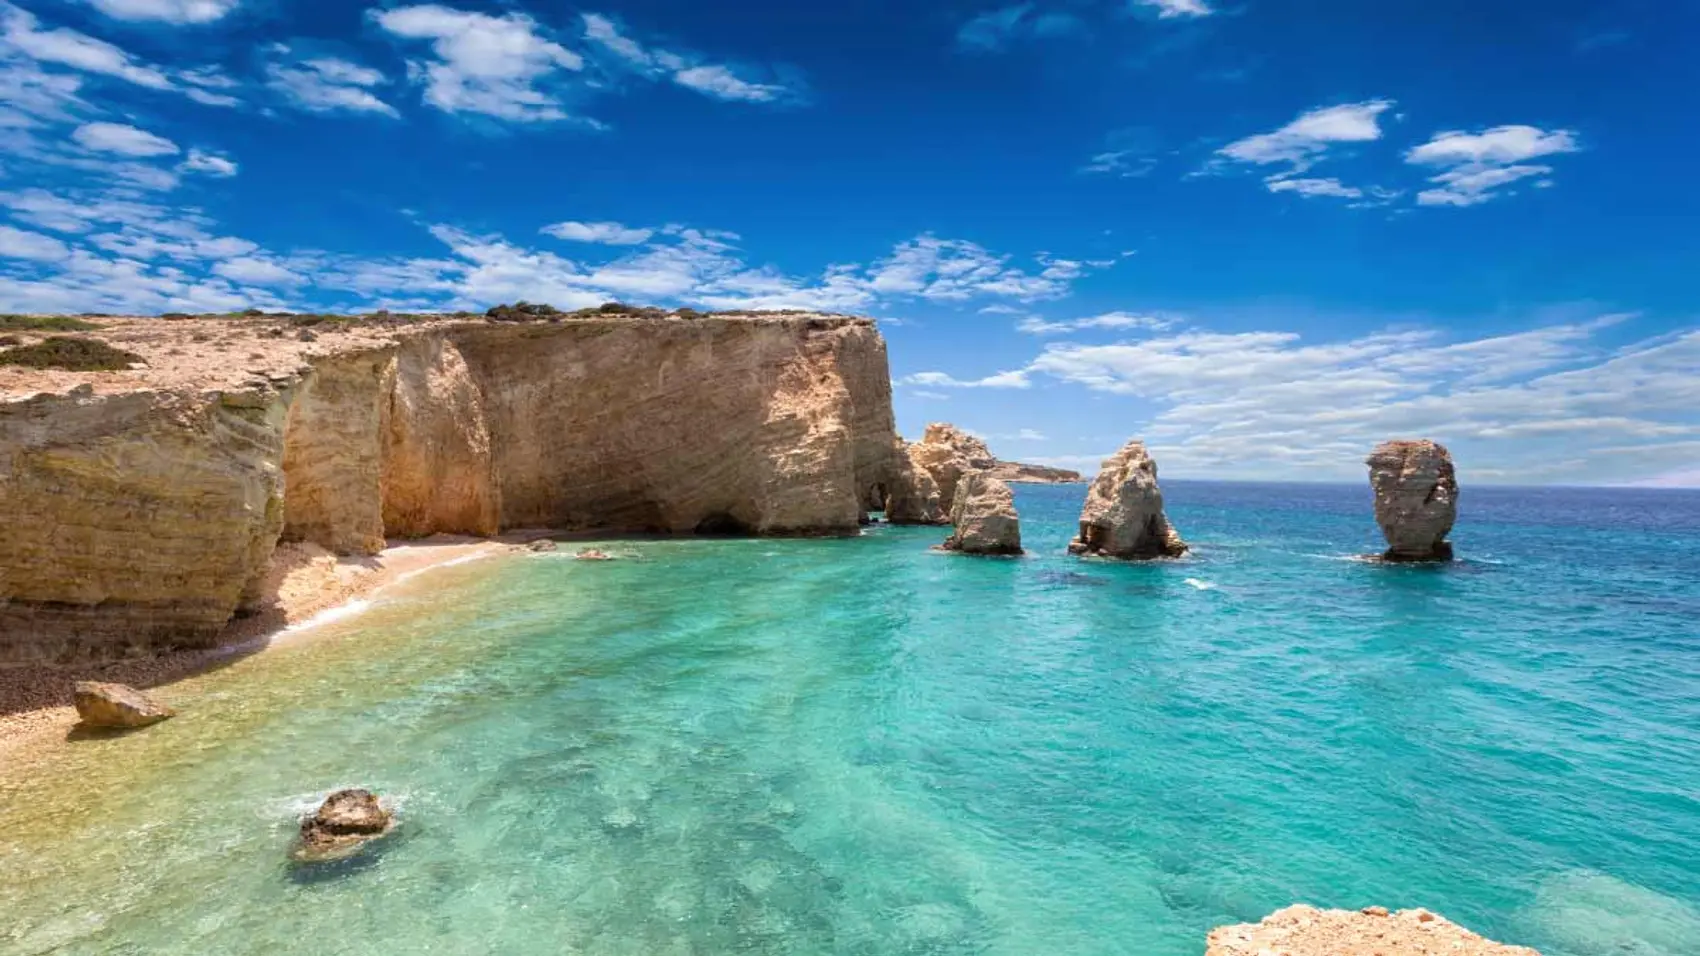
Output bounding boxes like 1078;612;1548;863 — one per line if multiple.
4;481;1699;955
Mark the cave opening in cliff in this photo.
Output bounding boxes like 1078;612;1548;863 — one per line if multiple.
694;512;755;536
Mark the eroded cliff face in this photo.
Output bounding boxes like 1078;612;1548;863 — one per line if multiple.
0;314;900;662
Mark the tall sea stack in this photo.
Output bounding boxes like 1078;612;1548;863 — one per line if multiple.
940;471;1023;556
1367;439;1458;562
1068;439;1186;559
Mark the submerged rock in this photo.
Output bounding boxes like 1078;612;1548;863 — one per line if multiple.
1367;439;1458;561
941;471;1022;556
526;539;558;553
1205;904;1540;955
293;789;395;863
1067;439;1186;559
72;681;174;729
575;549;614;561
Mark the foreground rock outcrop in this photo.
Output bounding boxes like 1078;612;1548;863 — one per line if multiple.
1367;439;1458;561
72;681;174;729
1068;439;1186;559
904;422;1075;511
941;471;1022;555
293;788;395;863
882;440;947;524
1206;904;1539;956
1;313;907;662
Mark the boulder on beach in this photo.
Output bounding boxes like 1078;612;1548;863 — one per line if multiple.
293;789;395;863
1367;439;1458;561
72;681;174;729
940;471;1022;556
1205;904;1540;956
1067;439;1186;559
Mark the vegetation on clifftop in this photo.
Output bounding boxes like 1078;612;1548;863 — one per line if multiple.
1;315;103;332
0;336;146;371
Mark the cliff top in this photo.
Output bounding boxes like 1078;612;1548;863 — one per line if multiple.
0;309;874;400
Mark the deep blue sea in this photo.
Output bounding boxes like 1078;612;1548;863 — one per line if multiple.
3;481;1698;955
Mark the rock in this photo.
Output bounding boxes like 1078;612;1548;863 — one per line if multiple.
985;461;1083;484
293;789;395;863
575;549;613;560
1067;439;1186;559
908;423;987;514
1205;904;1540;956
884;440;947;525
526;539;558;552
940;471;1022;555
72;681;175;729
1367;439;1458;561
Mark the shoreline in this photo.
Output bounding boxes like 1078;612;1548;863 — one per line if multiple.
0;536;514;760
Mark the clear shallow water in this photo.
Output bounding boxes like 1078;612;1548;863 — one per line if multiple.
4;481;1699;955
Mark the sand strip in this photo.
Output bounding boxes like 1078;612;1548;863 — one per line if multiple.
0;536;513;758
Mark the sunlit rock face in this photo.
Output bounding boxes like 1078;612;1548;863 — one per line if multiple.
941;471;1023;556
1067;439;1187;560
1367;439;1458;562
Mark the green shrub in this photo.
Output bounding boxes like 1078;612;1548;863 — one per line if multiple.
0;334;20;347
0;315;102;332
0;336;145;371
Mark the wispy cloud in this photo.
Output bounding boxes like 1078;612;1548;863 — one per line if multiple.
266;48;397;117
1133;0;1213;18
902;369;1033;389
1080;149;1157;178
178;147;236;177
1406;124;1581;207
581;13;796;104
83;0;239;25
1017;311;1173;335
72;121;178;156
1216;99;1394;177
1;3;238;105
541;220;654;245
372;5;585;123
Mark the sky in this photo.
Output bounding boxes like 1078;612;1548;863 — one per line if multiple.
1;0;1697;486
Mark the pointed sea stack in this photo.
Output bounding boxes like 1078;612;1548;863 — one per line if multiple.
1068;439;1186;559
1367;439;1457;562
940;471;1023;555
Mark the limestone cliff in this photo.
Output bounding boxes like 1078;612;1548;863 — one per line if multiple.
986;461;1083;484
0;313;902;662
905;423;1078;513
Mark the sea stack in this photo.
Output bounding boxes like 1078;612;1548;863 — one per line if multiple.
1068;439;1186;559
883;440;947;524
941;471;1023;555
908;423;995;513
1367;439;1458;562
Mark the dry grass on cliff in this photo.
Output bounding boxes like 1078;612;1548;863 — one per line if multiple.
0;314;103;332
0;336;145;372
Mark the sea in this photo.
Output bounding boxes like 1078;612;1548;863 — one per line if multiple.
2;481;1697;955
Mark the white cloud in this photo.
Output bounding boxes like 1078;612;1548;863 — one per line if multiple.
179;147;236;176
1265;176;1361;199
212;256;301;285
2;4;171;89
582;12;793;105
1134;0;1212;18
865;234;1107;303
0;223;71;260
902;369;1032;389
673;65;784;103
72;121;179;156
266;54;397;117
372;4;584;122
1017;311;1173;335
541;220;654;245
84;0;238;24
1217;99;1393;174
0;50;87;130
1406;125;1580;207
1080;149;1156;178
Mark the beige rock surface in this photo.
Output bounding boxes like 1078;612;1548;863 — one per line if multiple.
986;461;1083;484
907;422;1079;511
941;471;1022;555
1368;439;1458;561
883;440;947;524
1068;438;1187;559
293;788;395;863
71;681;174;729
1206;904;1540;956
1;313;902;663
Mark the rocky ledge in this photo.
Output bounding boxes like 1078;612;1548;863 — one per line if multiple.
1368;438;1458;561
1068;438;1187;559
1207;904;1539;955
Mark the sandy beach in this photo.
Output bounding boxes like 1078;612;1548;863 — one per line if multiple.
0;536;513;759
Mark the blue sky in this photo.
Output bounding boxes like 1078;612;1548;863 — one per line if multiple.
2;0;1697;485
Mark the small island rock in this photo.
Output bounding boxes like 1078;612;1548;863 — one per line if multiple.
293;789;395;863
941;471;1023;555
1068;439;1186;559
1367;439;1458;561
1205;904;1540;956
72;681;174;729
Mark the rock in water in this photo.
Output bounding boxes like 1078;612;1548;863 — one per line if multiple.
884;440;947;525
908;423;989;514
293;789;395;863
72;681;174;729
941;471;1023;555
1068;439;1186;559
1367;439;1457;561
1205;904;1540;956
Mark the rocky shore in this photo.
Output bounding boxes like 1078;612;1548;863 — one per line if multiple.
1206;904;1539;955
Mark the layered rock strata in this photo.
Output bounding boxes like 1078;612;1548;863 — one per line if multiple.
1367;439;1458;561
0;314;906;662
941;471;1023;556
1206;904;1539;956
1068;439;1187;559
